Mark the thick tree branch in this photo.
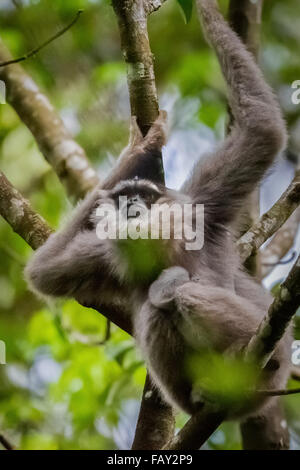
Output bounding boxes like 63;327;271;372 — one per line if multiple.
111;1;161;139
237;171;300;264
0;171;52;250
0;43;99;200
165;406;226;450
131;375;175;450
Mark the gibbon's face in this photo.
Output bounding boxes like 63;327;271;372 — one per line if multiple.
110;179;164;219
96;180;174;284
91;180;194;284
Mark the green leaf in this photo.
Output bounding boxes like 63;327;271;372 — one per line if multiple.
176;0;193;23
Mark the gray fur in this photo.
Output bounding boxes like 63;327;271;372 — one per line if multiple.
25;0;292;422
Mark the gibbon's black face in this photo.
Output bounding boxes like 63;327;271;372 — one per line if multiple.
109;179;165;217
104;180;171;284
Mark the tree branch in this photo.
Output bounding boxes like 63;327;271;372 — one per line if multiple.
111;0;160;139
165;406;226;450
0;11;83;67
131;374;175;450
0;433;14;450
261;209;300;278
0;171;52;250
0;43;99;200
245;254;300;368
237;171;300;264
144;0;167;15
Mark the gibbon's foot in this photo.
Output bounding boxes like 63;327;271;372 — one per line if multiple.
148;266;190;311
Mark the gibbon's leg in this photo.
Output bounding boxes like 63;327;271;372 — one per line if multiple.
102;110;167;189
241;399;290;450
141;272;290;414
183;0;287;227
174;281;266;352
135;300;196;415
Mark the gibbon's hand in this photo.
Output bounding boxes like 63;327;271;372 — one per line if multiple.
144;109;168;149
148;266;190;311
121;110;168;159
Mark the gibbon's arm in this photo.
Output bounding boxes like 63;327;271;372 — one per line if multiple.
24;184;104;297
102;110;167;189
183;0;287;226
25;227;115;298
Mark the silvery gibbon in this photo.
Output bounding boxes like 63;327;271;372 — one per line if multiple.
25;0;292;421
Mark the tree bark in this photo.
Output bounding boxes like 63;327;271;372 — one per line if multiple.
238;171;300;264
131;375;175;450
245;253;300;368
0;171;52;249
111;1;160;137
165;405;225;450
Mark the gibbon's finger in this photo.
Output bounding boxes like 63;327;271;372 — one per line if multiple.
149;266;190;311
